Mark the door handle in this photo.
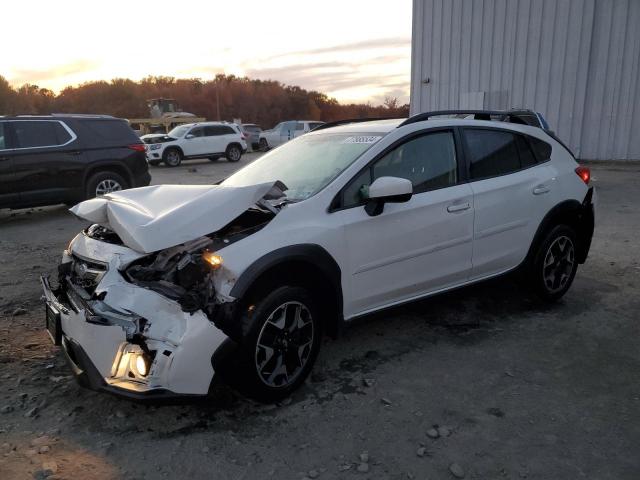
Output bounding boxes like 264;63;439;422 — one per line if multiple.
533;185;550;195
70;151;82;156
447;202;471;213
0;157;9;162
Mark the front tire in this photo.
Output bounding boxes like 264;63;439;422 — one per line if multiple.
528;224;579;301
232;286;322;402
259;138;269;152
85;171;127;199
163;148;182;167
226;144;242;162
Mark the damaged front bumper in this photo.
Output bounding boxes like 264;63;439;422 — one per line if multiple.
40;235;232;402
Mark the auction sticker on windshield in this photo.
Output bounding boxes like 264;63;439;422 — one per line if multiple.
340;136;382;144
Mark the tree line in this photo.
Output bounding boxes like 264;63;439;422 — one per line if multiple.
0;74;408;129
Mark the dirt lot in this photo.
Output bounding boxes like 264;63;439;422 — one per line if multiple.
1;158;639;480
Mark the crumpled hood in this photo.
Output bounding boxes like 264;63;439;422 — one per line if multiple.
70;183;276;253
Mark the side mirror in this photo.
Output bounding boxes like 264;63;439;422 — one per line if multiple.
185;134;194;139
365;176;413;216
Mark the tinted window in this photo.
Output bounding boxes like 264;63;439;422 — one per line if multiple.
82;119;138;144
516;134;537;168
465;129;520;179
373;131;457;193
221;126;235;134
0;123;6;149
204;126;221;136
189;127;205;137
309;122;324;130
13;121;60;148
343;131;458;208
529;136;552;162
54;122;72;144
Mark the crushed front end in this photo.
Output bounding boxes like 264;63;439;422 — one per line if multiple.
41;226;234;401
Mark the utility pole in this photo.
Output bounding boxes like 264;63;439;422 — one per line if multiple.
215;79;221;121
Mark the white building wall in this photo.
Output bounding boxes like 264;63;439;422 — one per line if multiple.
410;0;640;160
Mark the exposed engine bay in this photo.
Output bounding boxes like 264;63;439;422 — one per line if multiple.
120;207;275;317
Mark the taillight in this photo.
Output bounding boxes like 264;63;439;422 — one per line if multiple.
128;144;146;152
575;166;591;185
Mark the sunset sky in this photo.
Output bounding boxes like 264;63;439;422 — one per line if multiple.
1;0;412;105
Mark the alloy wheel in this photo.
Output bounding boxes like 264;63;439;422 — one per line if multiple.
165;150;180;166
254;301;314;388
228;146;241;161
95;179;122;196
542;235;575;293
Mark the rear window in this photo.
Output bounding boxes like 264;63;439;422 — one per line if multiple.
12;120;73;148
80;119;139;145
243;125;261;133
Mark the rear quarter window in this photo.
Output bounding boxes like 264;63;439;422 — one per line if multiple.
78;119;139;147
528;136;552;163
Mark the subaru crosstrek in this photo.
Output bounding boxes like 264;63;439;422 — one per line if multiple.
41;110;595;402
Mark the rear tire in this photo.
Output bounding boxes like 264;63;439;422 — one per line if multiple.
225;286;322;402
85;171;127;199
226;144;242;162
527;224;579;301
163;148;182;167
259;138;269;152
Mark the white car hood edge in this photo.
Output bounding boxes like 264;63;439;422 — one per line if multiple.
70;182;276;253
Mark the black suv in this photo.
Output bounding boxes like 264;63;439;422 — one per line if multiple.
0;115;150;209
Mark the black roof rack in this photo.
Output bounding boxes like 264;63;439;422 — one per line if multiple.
398;109;539;128
311;117;402;132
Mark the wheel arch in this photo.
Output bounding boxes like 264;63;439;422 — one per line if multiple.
229;244;344;338
525;191;594;266
163;145;184;157
83;163;133;190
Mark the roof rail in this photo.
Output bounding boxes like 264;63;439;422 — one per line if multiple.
51;113;116;119
398;109;539;128
311;117;401;132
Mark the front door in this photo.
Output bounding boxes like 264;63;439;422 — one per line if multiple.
183;126;207;156
10;120;85;206
336;129;475;317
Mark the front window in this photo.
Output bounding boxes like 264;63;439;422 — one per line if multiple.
221;133;384;201
168;125;190;138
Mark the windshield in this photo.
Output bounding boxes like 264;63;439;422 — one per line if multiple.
221;133;383;200
168;125;190;138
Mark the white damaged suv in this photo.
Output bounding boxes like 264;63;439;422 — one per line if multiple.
42;110;595;402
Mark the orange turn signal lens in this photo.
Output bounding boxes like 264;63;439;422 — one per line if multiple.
202;251;223;270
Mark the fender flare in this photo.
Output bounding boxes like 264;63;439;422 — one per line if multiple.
525;191;594;266
229;243;344;321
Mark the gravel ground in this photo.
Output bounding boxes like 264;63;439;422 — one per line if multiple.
1;158;639;480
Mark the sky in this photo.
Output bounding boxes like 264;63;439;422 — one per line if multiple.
1;0;412;105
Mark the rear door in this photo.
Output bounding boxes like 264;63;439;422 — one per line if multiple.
220;125;239;151
203;126;226;154
0;121;19;207
10;119;84;206
462;127;556;279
